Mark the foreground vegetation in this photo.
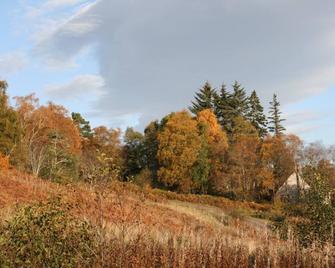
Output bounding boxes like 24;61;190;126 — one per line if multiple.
0;170;334;267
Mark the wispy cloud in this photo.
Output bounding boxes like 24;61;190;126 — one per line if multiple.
0;52;27;77
45;74;105;100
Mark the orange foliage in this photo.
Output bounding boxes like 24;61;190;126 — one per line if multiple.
197;109;228;151
157;111;201;193
260;135;296;190
0;153;9;171
14;95;81;177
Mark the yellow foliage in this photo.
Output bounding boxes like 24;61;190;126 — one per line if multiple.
197;109;228;149
157;111;201;193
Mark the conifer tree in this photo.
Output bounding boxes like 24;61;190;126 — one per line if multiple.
0;81;20;156
213;84;234;134
190;82;215;114
71;112;93;138
268;94;285;136
123;128;146;177
247;90;268;137
230;81;249;118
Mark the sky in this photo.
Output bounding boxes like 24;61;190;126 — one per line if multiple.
0;0;334;144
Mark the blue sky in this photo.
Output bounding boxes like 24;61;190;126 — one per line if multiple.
0;0;334;145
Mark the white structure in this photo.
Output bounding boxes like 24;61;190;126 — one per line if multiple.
276;172;310;202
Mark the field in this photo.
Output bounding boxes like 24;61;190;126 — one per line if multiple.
0;170;334;267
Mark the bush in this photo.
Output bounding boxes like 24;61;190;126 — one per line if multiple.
0;197;97;267
0;153;9;170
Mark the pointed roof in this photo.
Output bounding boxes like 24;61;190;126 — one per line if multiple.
276;172;310;202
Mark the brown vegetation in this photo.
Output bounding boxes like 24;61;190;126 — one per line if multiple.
1;170;334;267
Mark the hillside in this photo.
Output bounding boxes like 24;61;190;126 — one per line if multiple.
1;170;334;267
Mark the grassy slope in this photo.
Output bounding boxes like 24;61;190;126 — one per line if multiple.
1;170;335;267
0;170;273;247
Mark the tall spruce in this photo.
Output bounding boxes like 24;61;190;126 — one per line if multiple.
268;94;285;136
190;82;215;114
230;81;249;118
213;84;234;134
247;90;268;137
0;81;20;156
227;81;250;138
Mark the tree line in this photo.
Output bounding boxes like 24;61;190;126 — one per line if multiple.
0;80;334;202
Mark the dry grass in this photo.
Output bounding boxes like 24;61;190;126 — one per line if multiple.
0;170;334;267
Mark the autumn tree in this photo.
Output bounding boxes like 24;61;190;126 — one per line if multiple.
268;94;285;136
247;90;268;138
190;82;216;114
196;109;229;194
85;126;123;183
35;103;81;181
260;135;295;194
14;96;81;181
157;111;201;193
227;116;261;198
0;81;20;157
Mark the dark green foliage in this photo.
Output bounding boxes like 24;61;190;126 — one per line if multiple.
213;84;234;134
268;94;286;136
213;81;250;137
230;81;249;119
71;112;93;138
247;90;268;137
189;82;216;114
0;81;20;156
0;198;97;267
143;121;160;184
123;127;146;177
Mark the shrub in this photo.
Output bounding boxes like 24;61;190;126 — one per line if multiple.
0;197;97;267
0;153;9;170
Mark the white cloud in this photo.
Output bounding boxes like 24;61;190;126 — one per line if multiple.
26;0;87;19
0;52;27;77
45;74;105;100
30;1;99;69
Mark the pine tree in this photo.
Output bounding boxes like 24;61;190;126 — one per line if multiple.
71;112;93;138
247;90;268;137
0;81;20;156
190;82;215;114
268;94;286;136
213;84;234;133
230;81;249;118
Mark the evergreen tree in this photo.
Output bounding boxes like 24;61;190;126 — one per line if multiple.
268;94;285;136
144;121;160;176
190;82;215;114
71;112;93;138
230;81;249;118
247;90;268;137
123;127;146;177
213;84;234;134
0;81;20;156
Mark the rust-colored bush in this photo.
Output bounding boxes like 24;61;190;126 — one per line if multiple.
0;154;9;171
